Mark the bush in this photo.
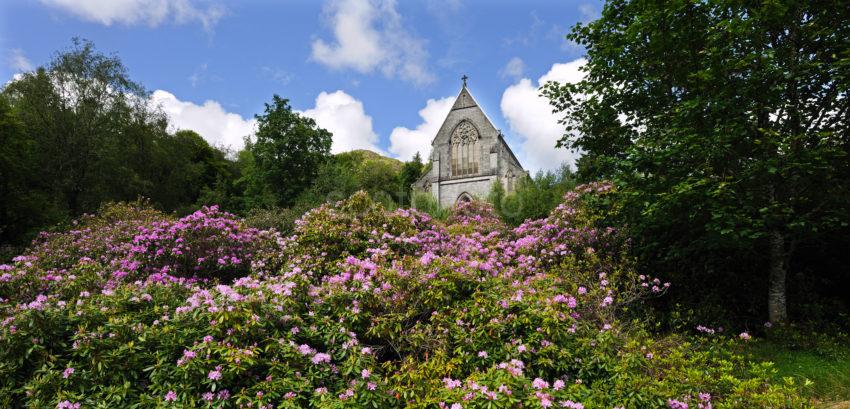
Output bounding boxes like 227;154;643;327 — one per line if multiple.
124;205;279;282
0;187;808;408
411;191;449;221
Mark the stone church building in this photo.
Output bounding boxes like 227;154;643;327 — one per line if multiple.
413;79;528;207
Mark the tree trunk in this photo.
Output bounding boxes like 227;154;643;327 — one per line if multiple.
767;229;788;323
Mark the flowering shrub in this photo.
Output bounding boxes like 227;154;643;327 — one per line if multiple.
0;188;808;408
124;205;278;282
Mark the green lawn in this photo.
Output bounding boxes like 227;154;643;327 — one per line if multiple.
747;333;850;407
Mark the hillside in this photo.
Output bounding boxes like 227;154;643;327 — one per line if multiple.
338;149;405;173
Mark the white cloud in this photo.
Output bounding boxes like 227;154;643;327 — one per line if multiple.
500;57;525;80
300;90;383;154
388;96;453;161
500;58;586;172
39;0;225;30
149;90;255;150
311;0;435;86
8;49;33;72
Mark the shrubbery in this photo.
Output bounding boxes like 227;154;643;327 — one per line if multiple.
0;188;808;408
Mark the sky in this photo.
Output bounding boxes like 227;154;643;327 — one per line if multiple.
0;0;599;172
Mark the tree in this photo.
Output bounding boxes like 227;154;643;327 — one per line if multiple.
489;164;577;226
0;39;244;250
249;95;332;207
4;38;169;216
156;130;234;212
544;0;850;323
399;152;424;206
0;94;60;251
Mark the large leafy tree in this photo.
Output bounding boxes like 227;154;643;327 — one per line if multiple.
544;0;850;323
250;95;332;207
4;38;169;216
0;39;241;251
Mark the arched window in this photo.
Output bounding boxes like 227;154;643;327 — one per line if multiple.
450;121;479;176
457;192;473;204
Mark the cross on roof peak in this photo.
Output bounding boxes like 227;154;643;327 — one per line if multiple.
461;74;468;87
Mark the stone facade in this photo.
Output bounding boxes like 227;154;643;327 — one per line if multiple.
413;83;528;207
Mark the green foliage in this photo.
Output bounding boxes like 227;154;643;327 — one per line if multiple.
242;150;412;235
747;328;850;403
0;39;238;252
249;95;332;208
489;164;578;226
411;191;449;221
543;0;850;323
399;152;424;206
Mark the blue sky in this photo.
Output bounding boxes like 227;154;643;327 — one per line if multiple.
1;0;598;171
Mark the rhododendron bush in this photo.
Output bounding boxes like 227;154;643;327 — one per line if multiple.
0;187;806;408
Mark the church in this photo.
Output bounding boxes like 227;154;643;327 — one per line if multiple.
412;77;528;207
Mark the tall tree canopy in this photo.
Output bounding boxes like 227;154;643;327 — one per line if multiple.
4;38;168;216
0;39;238;252
249;95;332;208
544;0;850;323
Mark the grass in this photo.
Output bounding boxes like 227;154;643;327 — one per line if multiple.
746;329;850;407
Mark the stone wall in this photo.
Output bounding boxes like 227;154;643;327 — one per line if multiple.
435;175;496;207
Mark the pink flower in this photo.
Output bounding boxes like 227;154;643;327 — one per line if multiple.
739;332;751;340
164;390;177;402
532;378;549;389
208;365;223;381
62;367;75;379
361;368;371;379
312;352;331;364
443;378;462;389
553;380;565;390
667;399;689;409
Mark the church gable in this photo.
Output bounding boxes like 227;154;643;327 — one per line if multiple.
414;77;528;207
430;85;498;149
451;87;477;111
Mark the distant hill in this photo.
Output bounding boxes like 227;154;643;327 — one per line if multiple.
335;149;404;173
